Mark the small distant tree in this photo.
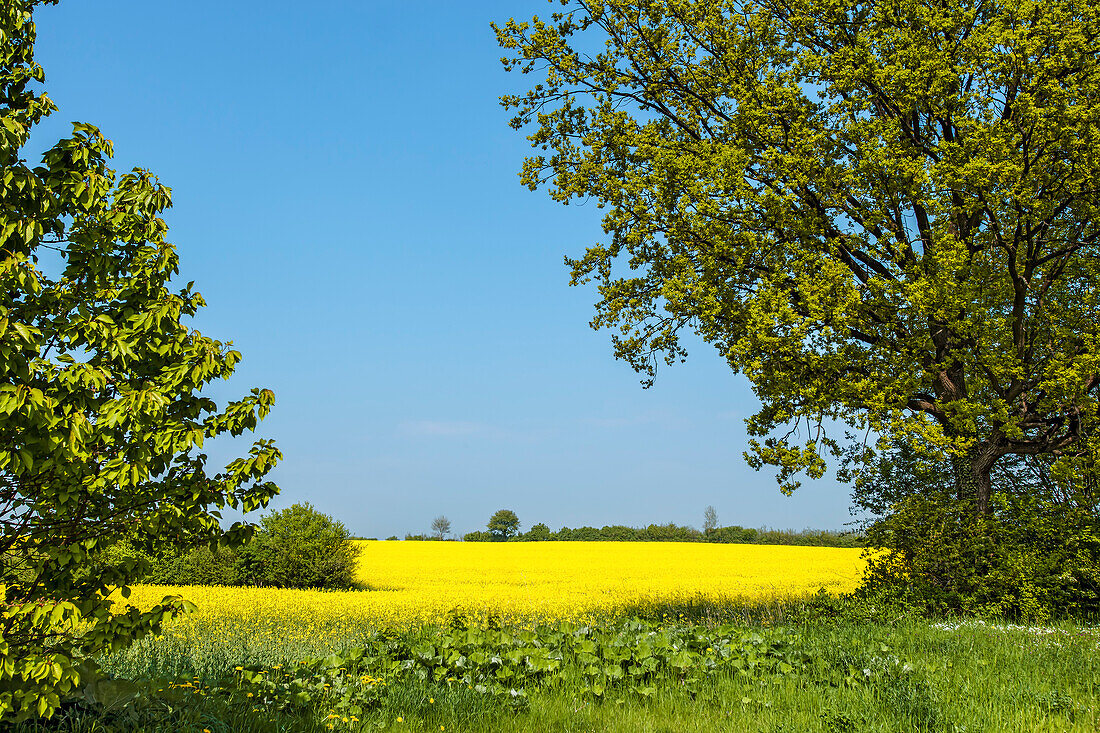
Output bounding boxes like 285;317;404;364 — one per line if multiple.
703;506;719;535
487;509;521;541
431;515;452;540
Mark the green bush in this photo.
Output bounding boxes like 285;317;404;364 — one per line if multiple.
855;446;1100;621
148;546;239;586
235;504;361;589
863;492;1100;621
524;523;552;541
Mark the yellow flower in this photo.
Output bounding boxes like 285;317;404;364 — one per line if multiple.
429;697;434;703
397;717;404;723
109;542;865;636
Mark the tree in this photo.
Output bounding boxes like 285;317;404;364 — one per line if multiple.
431;515;452;540
495;0;1100;516
487;509;521;540
235;504;360;589
703;506;719;535
0;0;280;720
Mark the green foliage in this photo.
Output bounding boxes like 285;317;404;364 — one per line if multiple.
98;538;240;587
235;504;360;590
215;616;812;714
708;526;759;544
464;520;860;547
17;613;1100;731
0;0;279;721
486;509;521;541
496;0;1100;509
523;523;551;541
397;617;811;701
855;445;1100;620
148;545;239;586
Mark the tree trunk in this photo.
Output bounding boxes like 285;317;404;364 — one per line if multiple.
951;445;995;516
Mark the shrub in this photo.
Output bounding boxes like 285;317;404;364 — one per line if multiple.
235;504;361;589
639;523;702;542
855;445;1100;620
524;523;552;541
149;546;239;586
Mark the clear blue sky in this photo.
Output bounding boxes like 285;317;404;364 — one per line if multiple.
31;0;855;538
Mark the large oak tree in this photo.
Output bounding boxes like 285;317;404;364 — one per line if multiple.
496;0;1100;513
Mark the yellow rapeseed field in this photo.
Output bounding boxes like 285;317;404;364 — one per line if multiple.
119;541;865;632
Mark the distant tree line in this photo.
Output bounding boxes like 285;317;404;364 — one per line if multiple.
458;510;861;547
378;508;862;547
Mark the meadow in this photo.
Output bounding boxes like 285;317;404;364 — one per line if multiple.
22;542;1100;732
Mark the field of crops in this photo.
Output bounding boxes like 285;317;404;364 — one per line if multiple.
119;540;864;624
90;541;1100;733
104;541;863;677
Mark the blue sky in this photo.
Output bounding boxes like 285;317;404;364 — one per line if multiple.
31;0;855;538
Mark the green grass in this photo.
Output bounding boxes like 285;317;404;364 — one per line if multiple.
16;610;1100;733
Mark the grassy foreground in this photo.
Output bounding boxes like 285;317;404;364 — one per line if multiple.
16;544;1096;731
18;607;1099;733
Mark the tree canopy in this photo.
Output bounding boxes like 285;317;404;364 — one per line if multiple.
488;509;521;540
495;0;1100;513
0;0;279;720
